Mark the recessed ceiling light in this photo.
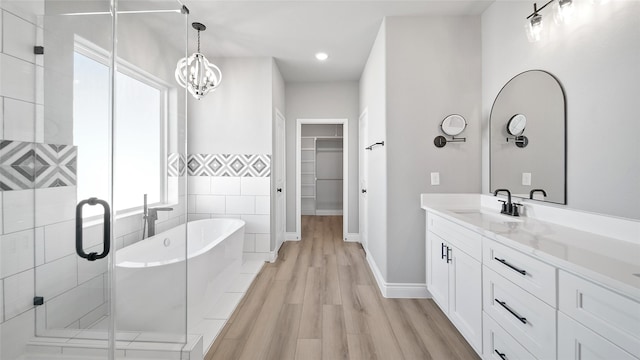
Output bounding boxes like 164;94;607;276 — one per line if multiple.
315;52;329;61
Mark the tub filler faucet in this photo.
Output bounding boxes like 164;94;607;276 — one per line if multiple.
143;194;173;238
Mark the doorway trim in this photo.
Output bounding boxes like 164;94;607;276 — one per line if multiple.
296;118;349;241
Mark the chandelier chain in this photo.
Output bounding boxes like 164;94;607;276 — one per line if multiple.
197;29;201;53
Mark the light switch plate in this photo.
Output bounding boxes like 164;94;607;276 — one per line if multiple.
431;172;440;186
522;172;532;186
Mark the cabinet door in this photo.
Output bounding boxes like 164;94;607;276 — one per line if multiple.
427;231;449;313
558;312;637;360
449;246;482;352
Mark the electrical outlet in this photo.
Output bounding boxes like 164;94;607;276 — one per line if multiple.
431;172;440;186
522;172;532;186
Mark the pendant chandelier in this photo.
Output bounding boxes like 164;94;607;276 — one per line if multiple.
175;22;222;100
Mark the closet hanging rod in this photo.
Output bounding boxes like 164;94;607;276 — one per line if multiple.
365;141;385;150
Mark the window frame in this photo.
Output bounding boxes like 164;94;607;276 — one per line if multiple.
73;36;169;217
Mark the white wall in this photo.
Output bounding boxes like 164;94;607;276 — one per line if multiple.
482;0;640;220
359;20;388;279
285;81;359;234
385;16;482;283
188;57;273;155
187;57;274;258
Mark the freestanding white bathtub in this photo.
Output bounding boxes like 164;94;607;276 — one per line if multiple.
115;218;245;334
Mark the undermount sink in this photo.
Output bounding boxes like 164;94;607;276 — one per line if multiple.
451;209;524;224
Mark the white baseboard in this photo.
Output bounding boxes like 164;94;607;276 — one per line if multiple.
315;209;343;216
243;251;277;263
345;233;360;242
286;232;301;241
365;253;430;299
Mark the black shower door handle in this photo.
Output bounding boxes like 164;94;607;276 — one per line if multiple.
76;197;111;261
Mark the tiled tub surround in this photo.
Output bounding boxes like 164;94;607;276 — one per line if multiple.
187;153;272;261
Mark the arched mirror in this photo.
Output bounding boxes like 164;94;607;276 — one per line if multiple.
490;70;566;204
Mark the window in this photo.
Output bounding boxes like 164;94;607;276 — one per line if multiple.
73;39;166;217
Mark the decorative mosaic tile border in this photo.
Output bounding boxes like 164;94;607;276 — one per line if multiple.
0;140;77;190
167;153;186;177
185;154;271;177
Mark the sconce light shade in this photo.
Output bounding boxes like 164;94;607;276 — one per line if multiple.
175;22;222;100
526;13;544;42
554;0;574;24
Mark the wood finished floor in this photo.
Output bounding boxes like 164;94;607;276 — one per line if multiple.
205;216;480;360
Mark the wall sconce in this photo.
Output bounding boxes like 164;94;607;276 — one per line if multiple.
506;114;529;148
525;0;575;42
434;114;467;148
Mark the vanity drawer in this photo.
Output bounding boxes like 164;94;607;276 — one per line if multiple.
483;312;538;360
484;267;556;360
558;312;638;360
559;270;640;358
428;213;482;260
483;239;556;306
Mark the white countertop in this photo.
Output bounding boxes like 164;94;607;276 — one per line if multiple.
420;194;640;300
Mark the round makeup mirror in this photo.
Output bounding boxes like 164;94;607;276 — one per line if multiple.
507;114;527;135
441;114;467;136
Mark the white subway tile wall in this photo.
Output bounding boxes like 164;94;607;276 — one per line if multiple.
4;98;35;142
0;229;34;278
187;154;272;256
4;268;34;320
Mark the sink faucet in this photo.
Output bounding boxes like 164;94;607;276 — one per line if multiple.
142;194;173;238
493;189;522;216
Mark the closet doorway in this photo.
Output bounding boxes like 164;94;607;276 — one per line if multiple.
296;119;349;240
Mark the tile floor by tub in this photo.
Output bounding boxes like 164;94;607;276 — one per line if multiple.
194;259;264;354
20;259;265;359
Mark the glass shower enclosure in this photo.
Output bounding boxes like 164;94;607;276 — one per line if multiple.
0;0;189;358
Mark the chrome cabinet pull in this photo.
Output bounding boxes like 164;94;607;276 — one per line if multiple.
494;257;527;275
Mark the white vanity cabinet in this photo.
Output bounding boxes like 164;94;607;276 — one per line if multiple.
426;213;482;353
558;271;640;359
482;238;558;359
422;197;640;360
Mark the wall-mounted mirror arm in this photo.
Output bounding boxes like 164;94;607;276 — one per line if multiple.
506;135;529;148
434;114;467;148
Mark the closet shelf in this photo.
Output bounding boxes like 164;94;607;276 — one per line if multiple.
316;148;343;152
301;195;316;199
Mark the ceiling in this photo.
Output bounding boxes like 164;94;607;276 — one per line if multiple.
178;1;494;82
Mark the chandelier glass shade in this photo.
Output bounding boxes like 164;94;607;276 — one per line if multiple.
175;22;221;100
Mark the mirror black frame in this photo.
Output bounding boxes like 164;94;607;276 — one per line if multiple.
489;69;567;205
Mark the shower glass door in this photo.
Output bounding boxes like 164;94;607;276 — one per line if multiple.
30;0;188;357
35;0;117;350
